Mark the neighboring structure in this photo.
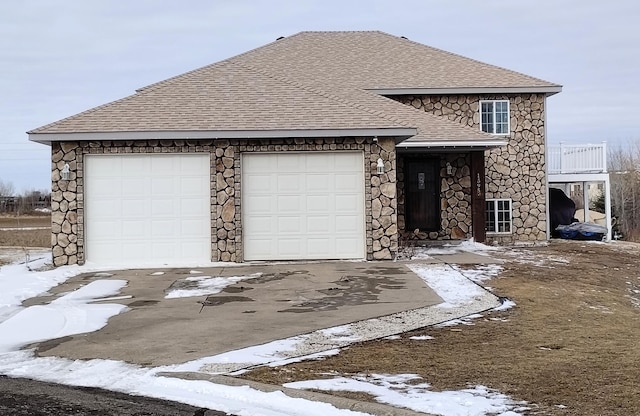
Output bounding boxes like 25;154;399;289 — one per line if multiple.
28;31;562;266
548;142;611;240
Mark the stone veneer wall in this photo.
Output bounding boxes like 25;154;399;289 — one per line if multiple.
397;153;472;241
393;94;547;243
50;137;397;266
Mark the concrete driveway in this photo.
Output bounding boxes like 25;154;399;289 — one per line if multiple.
28;261;445;366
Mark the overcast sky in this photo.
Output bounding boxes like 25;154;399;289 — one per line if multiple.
1;0;638;192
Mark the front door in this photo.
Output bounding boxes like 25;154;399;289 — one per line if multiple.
405;158;440;231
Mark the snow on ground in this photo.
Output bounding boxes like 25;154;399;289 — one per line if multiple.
286;373;528;416
405;239;500;259
0;242;522;416
409;335;434;340
165;273;262;299
408;263;489;308
0;350;369;416
0;279;128;353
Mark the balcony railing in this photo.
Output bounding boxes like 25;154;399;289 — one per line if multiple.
548;142;607;174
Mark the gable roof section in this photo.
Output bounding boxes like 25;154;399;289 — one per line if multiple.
29;31;559;146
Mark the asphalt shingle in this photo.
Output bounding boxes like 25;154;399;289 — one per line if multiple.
29;31;560;145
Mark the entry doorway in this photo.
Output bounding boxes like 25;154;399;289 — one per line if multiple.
404;158;440;231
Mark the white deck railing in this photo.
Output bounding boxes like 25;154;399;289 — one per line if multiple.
548;142;607;174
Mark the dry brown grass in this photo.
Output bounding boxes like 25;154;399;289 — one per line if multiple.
241;241;640;415
0;214;51;248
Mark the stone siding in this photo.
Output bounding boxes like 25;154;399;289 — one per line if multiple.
394;94;547;243
397;153;472;241
50;137;397;266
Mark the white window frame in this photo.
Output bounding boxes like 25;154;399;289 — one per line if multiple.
486;198;513;234
480;100;510;135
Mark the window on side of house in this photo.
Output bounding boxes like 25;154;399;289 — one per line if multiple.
486;199;512;233
480;100;510;135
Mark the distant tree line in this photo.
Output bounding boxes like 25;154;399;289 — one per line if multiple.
606;142;640;241
0;180;51;214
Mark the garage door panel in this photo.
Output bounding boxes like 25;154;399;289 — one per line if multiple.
124;156;150;175
92;220;122;236
180;219;208;236
151;220;175;238
151;177;174;195
243;152;364;260
335;153;362;169
85;154;210;265
276;155;303;171
180;199;208;216
122;220;145;237
90;200;120;217
278;216;302;233
306;174;330;191
335;215;359;232
180;176;208;194
307;239;330;255
245;216;273;233
307;195;328;211
335;195;360;211
277;195;301;211
307;216;330;232
277;175;302;192
244;195;273;213
278;239;303;255
122;178;148;196
335;173;360;191
122;200;147;216
335;238;360;256
243;174;269;193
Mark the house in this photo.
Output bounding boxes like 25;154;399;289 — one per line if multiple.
29;31;561;266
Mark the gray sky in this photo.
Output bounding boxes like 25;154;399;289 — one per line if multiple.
1;0;638;192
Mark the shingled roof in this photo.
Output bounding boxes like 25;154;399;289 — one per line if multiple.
29;31;561;146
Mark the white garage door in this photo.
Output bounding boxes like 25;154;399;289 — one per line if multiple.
84;154;211;265
242;152;365;261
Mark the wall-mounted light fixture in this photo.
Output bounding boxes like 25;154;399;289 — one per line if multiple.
446;162;453;175
377;158;385;175
61;163;71;181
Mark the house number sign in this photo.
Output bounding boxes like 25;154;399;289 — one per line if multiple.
476;173;482;197
418;172;425;190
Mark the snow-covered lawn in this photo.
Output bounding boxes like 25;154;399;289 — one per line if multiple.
285;374;529;416
0;243;524;416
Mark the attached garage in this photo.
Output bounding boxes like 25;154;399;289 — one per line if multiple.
242;152;365;261
84;154;211;265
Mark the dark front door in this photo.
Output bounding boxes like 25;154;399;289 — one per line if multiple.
405;158;440;231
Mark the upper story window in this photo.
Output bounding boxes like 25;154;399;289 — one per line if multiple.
480;100;510;135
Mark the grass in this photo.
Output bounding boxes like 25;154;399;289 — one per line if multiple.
240;241;640;415
0;214;51;248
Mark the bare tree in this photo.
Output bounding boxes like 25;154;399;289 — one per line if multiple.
0;180;16;213
0;179;14;197
609;142;640;241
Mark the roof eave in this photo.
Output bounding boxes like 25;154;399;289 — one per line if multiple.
370;86;563;97
397;138;508;151
28;127;417;145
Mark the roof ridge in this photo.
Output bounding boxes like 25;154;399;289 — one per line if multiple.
230;60;414;129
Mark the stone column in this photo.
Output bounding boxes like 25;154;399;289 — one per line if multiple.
51;142;80;266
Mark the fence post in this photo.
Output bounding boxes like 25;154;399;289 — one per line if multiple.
602;141;607;173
